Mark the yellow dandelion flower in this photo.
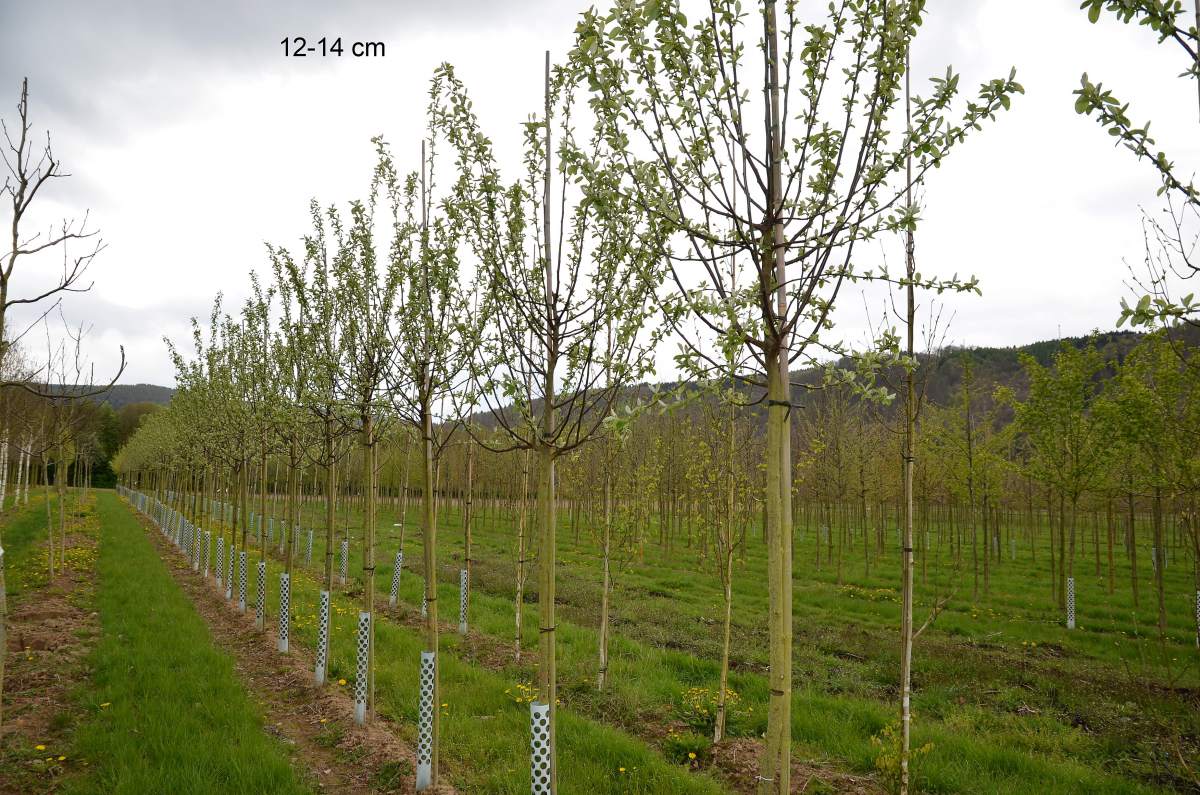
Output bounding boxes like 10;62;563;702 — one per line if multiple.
688;752;696;760
35;744;45;751
338;679;347;686
618;767;626;773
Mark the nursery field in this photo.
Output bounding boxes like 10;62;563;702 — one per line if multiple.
158;490;1200;794
7;2;1200;794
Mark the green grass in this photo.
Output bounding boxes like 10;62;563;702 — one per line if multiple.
0;495;53;600
189;493;1200;792
64;492;311;795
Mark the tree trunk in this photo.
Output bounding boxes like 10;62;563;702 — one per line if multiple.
597;446;612;691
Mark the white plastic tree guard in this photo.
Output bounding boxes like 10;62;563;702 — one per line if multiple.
1066;577;1076;630
238;551;248;613
278;572;291;653
530;701;552;795
389;551;403;607
354;611;371;725
459;568;469;635
306;529;313;564
256;560;267;630
226;549;235;601
203;531;211;578
421;582;428;619
416;651;435;791
339;539;349;585
315;590;330;684
215;537;225;589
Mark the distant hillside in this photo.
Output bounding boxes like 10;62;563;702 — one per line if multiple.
90;329;1194;427
78;383;175;410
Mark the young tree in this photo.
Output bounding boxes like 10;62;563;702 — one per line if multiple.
327;176;400;726
374;132;483;790
434;53;669;793
571;4;1021;789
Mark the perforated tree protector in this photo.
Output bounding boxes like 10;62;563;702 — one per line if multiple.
1195;591;1200;649
530;701;552;794
279;573;291;652
389;551;404;606
306;529;313;564
256;560;267;629
459;568;469;635
1066;577;1076;630
215;537;225;589
416;651;436;791
339;539;349;585
203;531;211;578
354;611;371;724
268;516;274;542
226;550;235;601
421;584;428;619
238;551;248;612
315;589;331;684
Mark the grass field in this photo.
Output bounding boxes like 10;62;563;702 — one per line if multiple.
202;491;1200;793
63;492;312;794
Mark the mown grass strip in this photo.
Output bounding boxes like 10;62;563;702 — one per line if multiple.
64;492;310;795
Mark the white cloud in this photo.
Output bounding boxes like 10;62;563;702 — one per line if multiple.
3;0;1196;385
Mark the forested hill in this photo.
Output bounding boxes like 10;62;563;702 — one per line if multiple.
92;328;1193;421
65;383;175;409
632;327;1200;419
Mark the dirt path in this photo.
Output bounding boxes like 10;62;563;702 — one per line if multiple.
0;498;100;794
137;508;448;794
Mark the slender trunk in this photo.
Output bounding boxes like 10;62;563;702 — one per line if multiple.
536;48;560;794
1127;489;1138;608
1153;484;1166;641
898;50;918;794
0;494;8;730
597;445;612;691
461;441;473;635
515;449;530;663
760;4;793;791
421;397;440;785
714;399;737;744
362;415;378;721
44;458;53;579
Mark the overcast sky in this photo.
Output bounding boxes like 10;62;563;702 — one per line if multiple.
2;0;1197;387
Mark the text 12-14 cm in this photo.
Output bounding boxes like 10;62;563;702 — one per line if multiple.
280;37;385;57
